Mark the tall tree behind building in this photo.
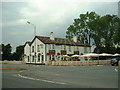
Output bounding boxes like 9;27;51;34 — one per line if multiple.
66;12;120;53
66;12;99;45
11;45;24;61
89;14;120;53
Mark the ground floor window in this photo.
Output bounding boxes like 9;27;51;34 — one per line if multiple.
38;55;40;62
49;55;51;60
52;55;55;60
28;56;29;62
32;56;34;62
49;55;55;61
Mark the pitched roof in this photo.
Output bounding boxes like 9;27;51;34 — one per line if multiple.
36;36;90;47
26;42;31;45
24;41;31;47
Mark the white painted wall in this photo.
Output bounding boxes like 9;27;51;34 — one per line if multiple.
24;37;91;64
45;44;89;61
30;38;46;64
24;44;30;63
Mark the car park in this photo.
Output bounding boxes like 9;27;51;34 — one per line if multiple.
111;58;120;66
118;60;120;66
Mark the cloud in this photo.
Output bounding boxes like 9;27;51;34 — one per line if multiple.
1;1;119;52
1;0;119;2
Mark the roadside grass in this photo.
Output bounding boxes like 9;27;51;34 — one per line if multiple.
0;67;26;71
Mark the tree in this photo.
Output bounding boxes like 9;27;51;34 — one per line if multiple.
89;15;120;53
2;44;12;60
11;45;24;61
66;12;99;44
66;12;120;53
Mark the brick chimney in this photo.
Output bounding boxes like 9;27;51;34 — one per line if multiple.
73;36;77;42
50;32;55;40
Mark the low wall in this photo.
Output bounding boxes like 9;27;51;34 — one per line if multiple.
0;60;111;66
0;61;26;64
46;60;111;66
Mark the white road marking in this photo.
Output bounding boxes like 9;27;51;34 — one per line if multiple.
55;74;60;76
19;71;23;73
115;68;118;72
97;65;103;66
14;74;66;85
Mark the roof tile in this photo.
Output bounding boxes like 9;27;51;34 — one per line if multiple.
36;36;88;46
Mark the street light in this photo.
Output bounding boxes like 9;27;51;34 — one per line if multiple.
27;21;36;36
27;21;37;64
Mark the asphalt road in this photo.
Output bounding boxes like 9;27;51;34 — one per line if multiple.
2;64;119;88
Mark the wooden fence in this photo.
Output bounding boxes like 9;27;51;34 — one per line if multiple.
46;60;111;66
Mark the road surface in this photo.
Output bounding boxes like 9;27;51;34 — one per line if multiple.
1;64;119;88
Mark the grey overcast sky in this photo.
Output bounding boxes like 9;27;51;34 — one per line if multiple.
1;0;120;52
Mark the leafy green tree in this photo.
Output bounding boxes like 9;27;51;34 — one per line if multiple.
12;45;24;61
113;16;120;46
66;12;120;53
2;44;12;60
66;12;99;44
1;44;24;61
89;15;120;53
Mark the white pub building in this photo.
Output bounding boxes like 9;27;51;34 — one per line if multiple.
24;32;91;65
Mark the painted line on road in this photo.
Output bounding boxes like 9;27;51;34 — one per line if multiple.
19;71;23;73
97;65;103;66
115;68;118;72
14;74;66;85
55;74;60;76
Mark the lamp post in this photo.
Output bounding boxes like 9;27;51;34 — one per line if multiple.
27;21;36;36
27;21;36;64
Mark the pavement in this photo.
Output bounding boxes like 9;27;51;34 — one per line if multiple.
1;64;119;88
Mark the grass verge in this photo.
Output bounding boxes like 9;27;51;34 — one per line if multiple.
0;67;26;71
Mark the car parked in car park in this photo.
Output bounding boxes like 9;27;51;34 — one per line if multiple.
111;58;120;66
118;60;120;66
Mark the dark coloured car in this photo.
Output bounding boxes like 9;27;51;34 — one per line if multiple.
111;58;120;66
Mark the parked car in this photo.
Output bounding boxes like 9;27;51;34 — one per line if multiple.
111;58;120;66
118;60;120;66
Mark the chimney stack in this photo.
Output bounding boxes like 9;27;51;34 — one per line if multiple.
73;36;77;42
50;32;55;40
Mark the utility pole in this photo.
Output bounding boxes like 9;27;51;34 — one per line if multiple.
27;21;36;64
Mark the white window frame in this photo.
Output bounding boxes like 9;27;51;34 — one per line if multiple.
37;45;40;52
32;46;34;52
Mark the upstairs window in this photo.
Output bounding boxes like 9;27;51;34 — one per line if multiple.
84;47;87;53
77;46;79;50
32;46;34;52
40;44;43;48
61;50;67;55
61;45;62;50
64;45;66;50
49;44;51;49
52;44;55;50
69;46;71;52
37;45;40;52
61;45;64;50
74;46;76;51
